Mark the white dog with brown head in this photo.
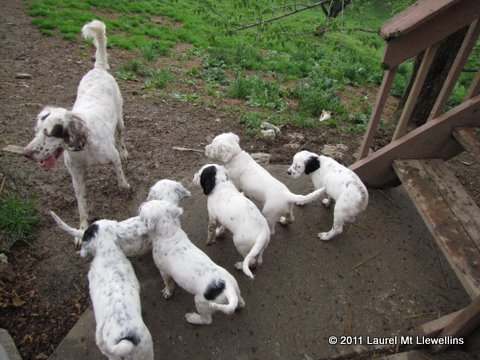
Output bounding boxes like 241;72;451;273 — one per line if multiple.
287;150;368;240
193;164;270;279
205;132;324;234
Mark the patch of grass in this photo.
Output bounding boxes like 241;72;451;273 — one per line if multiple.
227;74;285;111
0;192;40;253
144;69;174;89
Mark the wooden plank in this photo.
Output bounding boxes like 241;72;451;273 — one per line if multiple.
393;159;480;299
380;0;460;40
453;126;480;158
357;68;397;160
392;43;440;141
420;159;480;249
381;0;480;68
429;19;480;120
432;295;480;352
350;94;480;188
465;68;480;100
420;309;463;337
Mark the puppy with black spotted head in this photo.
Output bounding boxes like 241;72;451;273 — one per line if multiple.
139;200;245;325
193;164;271;279
50;212;154;360
205;132;325;234
287;150;368;240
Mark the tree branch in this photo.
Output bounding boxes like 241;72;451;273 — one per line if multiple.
234;0;332;31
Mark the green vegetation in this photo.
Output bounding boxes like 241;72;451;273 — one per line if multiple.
24;0;479;134
0;192;39;253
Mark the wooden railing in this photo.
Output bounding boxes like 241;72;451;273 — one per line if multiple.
350;0;480;188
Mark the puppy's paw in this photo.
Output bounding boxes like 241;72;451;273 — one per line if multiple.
278;216;288;225
234;261;243;271
162;287;173;299
215;226;226;238
74;237;82;248
318;232;333;241
185;312;211;325
120;148;129;162
322;198;332;207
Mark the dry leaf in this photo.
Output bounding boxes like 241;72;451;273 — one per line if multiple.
12;292;25;307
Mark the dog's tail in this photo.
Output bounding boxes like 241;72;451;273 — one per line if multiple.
50;211;84;239
108;330;140;358
288;186;325;205
206;279;239;315
242;232;270;279
82;20;109;70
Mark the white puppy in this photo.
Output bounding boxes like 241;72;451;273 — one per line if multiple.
287;150;368;240
50;212;153;360
139;200;245;325
205;132;324;234
23;20;129;235
193;164;270;279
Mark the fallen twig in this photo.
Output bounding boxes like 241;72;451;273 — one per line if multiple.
403;312;435;320
378;189;401;209
2;144;24;154
172;146;204;153
352;252;381;270
422;275;447;290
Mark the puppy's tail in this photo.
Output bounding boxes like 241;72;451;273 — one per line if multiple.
242;232;270;279
289;186;325;205
206;279;238;315
82;20;109;70
108;331;140;358
50;211;85;240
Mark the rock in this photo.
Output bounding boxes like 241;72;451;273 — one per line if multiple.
282;142;301;150
322;144;349;160
260;128;276;139
15;73;32;79
0;254;16;282
251;152;271;165
260;122;281;134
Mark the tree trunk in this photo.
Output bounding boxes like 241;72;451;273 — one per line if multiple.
316;0;352;36
392;26;468;126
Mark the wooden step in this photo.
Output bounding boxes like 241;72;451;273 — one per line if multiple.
453;126;480;158
393;159;480;299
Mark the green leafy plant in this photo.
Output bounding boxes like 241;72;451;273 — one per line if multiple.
0;192;40;253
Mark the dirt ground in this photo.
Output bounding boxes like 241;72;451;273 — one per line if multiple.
1;1;479;360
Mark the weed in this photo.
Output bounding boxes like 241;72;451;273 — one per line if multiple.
144;69;174;89
0;192;40;253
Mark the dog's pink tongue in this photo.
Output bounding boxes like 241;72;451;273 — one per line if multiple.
41;154;57;169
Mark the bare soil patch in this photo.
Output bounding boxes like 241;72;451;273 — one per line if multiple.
1;1;479;359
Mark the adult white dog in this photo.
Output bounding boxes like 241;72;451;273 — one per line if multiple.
23;20;130;235
50;212;154;360
287;150;368;240
140;200;245;325
193;164;270;279
205;132;324;234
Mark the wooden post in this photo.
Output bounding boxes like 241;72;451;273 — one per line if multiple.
429;19;480;120
356;68;396;160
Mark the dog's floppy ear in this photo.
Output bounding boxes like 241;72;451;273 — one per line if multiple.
167;204;183;219
304;155;320;174
64;113;89;151
175;182;191;200
200;165;217;195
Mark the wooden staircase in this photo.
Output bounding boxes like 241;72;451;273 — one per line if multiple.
348;0;480;352
394;128;480;353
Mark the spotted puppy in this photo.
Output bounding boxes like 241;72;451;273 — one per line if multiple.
287;150;368;240
205;132;324;234
140;200;245;325
193;164;270;279
114;179;192;257
50;212;154;360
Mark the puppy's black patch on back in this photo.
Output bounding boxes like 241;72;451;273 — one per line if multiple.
116;331;140;346
82;223;99;243
305;156;320;174
200;166;217;195
204;279;225;300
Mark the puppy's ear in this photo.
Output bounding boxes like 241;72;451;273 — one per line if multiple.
80;223;99;257
175;183;191;200
167;204;183;219
304;156;320;174
200;165;217;195
64;113;89;151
